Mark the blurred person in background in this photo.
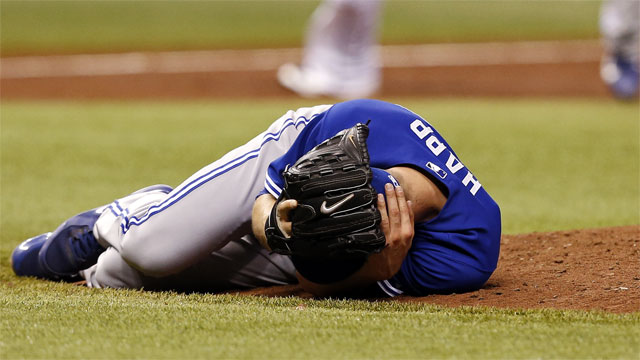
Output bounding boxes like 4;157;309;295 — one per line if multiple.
277;0;383;99
599;0;639;99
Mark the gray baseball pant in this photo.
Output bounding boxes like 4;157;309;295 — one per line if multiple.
81;105;332;290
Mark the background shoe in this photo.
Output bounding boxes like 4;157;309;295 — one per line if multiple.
277;63;326;98
600;54;639;99
11;232;51;278
277;63;379;99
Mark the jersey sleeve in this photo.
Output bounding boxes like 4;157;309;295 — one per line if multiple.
378;248;495;297
263;107;333;198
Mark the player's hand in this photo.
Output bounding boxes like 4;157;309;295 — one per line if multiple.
370;183;415;279
276;199;298;238
293;184;414;297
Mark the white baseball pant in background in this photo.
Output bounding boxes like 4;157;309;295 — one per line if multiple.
600;0;639;62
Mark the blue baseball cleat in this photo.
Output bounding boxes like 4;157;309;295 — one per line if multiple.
601;54;639;99
11;232;52;278
37;206;107;280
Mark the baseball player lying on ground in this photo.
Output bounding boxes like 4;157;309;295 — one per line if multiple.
11;99;501;297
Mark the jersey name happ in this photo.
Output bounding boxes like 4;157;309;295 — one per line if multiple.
409;119;482;196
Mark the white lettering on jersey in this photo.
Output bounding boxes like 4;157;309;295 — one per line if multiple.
410;119;483;196
409;119;446;156
462;171;482;196
445;152;464;174
426;136;446;156
410;120;433;139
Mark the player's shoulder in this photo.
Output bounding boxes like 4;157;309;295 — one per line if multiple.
333;99;414;114
326;99;422;125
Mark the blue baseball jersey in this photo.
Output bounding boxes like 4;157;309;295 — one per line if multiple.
264;99;501;296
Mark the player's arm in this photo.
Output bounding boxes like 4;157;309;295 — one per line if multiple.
296;184;415;297
252;194;299;250
252;194;277;250
252;181;416;297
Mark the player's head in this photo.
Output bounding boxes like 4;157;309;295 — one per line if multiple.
291;168;398;285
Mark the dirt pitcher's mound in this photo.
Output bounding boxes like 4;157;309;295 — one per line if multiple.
240;226;639;313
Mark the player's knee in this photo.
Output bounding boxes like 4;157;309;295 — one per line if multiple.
120;238;177;278
93;249;144;289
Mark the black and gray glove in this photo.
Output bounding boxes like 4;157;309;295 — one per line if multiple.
265;123;386;260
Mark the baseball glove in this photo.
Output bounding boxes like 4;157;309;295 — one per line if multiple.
265;122;386;260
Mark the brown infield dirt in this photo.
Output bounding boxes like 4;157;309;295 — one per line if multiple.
0;63;611;99
240;226;639;314
1;42;638;313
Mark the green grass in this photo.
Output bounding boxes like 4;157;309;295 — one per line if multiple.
382;0;601;44
2;281;639;359
1;99;638;359
1;0;601;55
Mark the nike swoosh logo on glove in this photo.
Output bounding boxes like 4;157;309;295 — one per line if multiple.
320;194;355;215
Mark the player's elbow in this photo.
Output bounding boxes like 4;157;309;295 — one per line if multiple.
408;262;493;296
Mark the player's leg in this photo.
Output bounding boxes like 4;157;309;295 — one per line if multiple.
83;235;296;291
11;185;173;281
599;0;639;98
12;105;331;285
153;235;296;291
92;104;333;279
82;247;144;288
278;0;383;98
